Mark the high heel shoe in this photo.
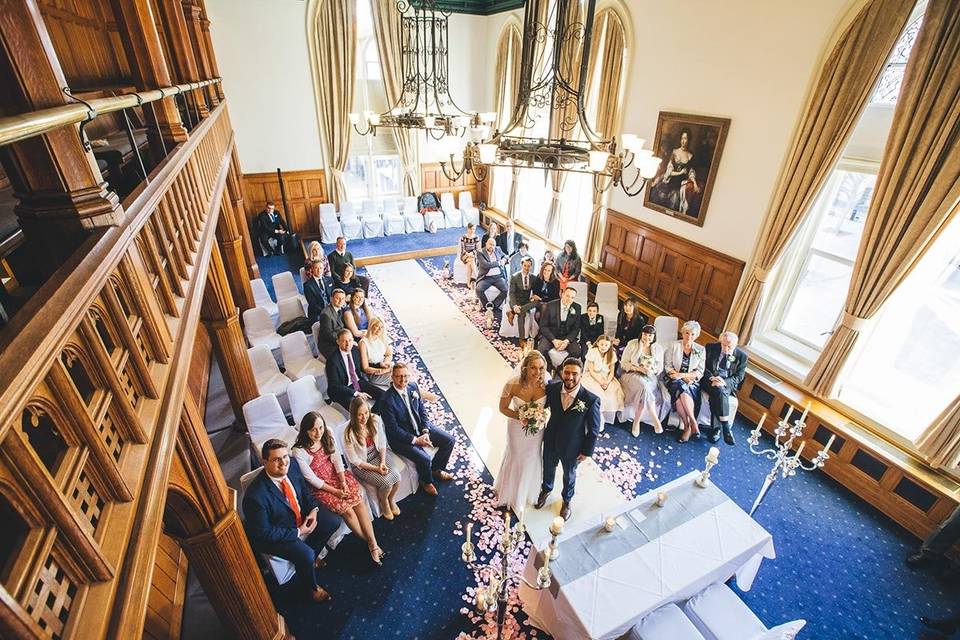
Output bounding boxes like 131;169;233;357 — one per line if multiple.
381;505;394;521
370;546;385;566
677;425;692;443
631;420;641;437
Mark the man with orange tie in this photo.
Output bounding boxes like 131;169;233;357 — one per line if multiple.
242;439;342;602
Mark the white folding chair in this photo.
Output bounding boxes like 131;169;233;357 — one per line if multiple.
280;332;327;385
654;315;680;343
440;192;463;228
250;278;278;319
287;375;338;423
458;191;480;226
319;203;342;244
403;196;424;233
238;467;297;586
683;583;806;640
360;200;384;238
595;282;619;337
382;198;406;236
338;201;363;240
271;272;307;313
628;603;707;640
247;344;292;398
243;307;281;350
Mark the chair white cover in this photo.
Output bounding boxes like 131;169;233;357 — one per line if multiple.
277;297;306;324
547;348;569;369
452;254;469;284
664;392;741;430
238;467;297;586
440;192;463;227
595;282;619;337
338;201;363;240
250;278;279;319
627;603;707;640
271;272;307;313
382;198;406;235
654;315;680;343
499;301;539;339
243;307;281;350
279;332;327;388
299;266;307;284
566;280;588;310
478;284;503;307
424;208;446;231
243;393;295;451
288;375;341;424
403;196;425;232
360;200;385;238
683;582;805;640
458;191;480;226
319;203;342;244
248;344;292;398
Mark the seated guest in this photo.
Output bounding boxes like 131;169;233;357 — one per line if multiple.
662;320;706;443
292;411;384;565
305;241;330;277
303;260;329;323
703;331;748;445
533;261;560;304
542;249;556;265
537;285;582;370
556;240;582;289
343;287;373;339
327;236;370;294
257;201;298;256
475;237;508;309
507;256;541;344
374;362;455;496
621;325;665;436
316;289;347;357
325;329;384;410
242;439;341;603
331;262;363;298
581;334;624;426
480;221;500;250
614;297;647;352
509;241;533;276
499;219;522;256
580;302;605;353
459;222;481;288
359;316;394;390
343;397;402;520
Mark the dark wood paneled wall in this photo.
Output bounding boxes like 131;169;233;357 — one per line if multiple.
38;0;131;89
422;161;480;204
242;169;328;239
188;320;212;418
599;210;744;335
143;532;187;640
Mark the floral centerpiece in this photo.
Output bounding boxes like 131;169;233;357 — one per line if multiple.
518;401;551;436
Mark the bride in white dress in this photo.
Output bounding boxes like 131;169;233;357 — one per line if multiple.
494;351;548;512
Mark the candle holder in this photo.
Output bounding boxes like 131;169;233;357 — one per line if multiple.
747;403;835;516
462;510;558;640
695;447;720;488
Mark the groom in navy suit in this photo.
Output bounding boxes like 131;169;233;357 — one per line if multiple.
535;357;602;520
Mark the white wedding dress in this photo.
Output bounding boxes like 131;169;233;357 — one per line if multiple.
494;394;546;512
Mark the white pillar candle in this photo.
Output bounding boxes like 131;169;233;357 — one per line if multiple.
824;434;836;454
800;402;810;423
706;447;720;464
465;522;473;542
504;510;510;531
794;441;806;459
755;413;766;432
784;405;794;423
518;507;525;530
550;516;565;536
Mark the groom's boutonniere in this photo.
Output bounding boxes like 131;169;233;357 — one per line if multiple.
411;391;420;401
574;400;586;413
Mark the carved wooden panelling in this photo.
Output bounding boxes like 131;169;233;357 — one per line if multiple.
38;0;131;90
599;210;744;335
242;169;328;239
421;162;480;203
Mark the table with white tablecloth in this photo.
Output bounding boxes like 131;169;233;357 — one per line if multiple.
519;471;775;640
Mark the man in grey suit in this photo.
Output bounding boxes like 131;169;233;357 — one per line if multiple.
475;237;508;309
315;288;346;357
507;256;541;342
538;286;582;370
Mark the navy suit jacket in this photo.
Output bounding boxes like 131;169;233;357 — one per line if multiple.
243;463;328;546
325;347;368;407
303;277;328;322
542;381;602;461
375;383;431;448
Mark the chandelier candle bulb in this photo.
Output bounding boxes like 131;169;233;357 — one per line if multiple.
640;156;662;179
423;115;436;128
348;112;359;125
478;143;497;164
620;133;638;151
588;150;610;172
368;113;381;126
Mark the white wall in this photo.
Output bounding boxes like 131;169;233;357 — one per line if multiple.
206;0;324;174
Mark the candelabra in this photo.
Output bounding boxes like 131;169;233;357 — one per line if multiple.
461;511;562;640
747;403;835;516
695;447;721;488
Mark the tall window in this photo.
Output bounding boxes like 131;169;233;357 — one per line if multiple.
344;0;402;202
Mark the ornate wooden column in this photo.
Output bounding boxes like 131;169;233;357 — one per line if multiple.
110;0;189;157
182;0;219;107
0;0;123;283
154;0;208;119
173;396;287;640
216;191;255;311
196;0;225;101
227;147;259;279
201;242;258;422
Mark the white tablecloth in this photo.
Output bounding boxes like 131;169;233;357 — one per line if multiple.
520;471;775;640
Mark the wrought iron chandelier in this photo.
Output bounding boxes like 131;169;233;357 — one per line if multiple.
350;0;495;140
439;0;661;196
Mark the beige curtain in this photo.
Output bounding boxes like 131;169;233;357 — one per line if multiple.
917;394;960;470
313;0;357;204
370;0;420;196
724;0;914;343
584;9;626;265
493;24;522;131
806;0;960;396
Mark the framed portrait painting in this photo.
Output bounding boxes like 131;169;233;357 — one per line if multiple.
643;112;730;227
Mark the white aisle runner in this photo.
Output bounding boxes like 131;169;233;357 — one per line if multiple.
367;260;624;540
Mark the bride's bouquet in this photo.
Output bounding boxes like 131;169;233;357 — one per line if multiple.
639;354;656;372
518;401;551;436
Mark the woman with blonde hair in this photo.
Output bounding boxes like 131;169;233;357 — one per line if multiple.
663;320;706;443
304;241;329;274
359;315;394;390
495;350;548;512
581;334;625;427
343;397;402;520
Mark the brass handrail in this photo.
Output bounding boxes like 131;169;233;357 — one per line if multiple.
0;78;221;147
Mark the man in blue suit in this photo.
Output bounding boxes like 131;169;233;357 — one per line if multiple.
534;357;602;520
242;439;342;602
303;259;329;322
374;362;455;496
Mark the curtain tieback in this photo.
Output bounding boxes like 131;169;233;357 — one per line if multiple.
840;311;869;332
552;190;563;199
752;265;770;283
